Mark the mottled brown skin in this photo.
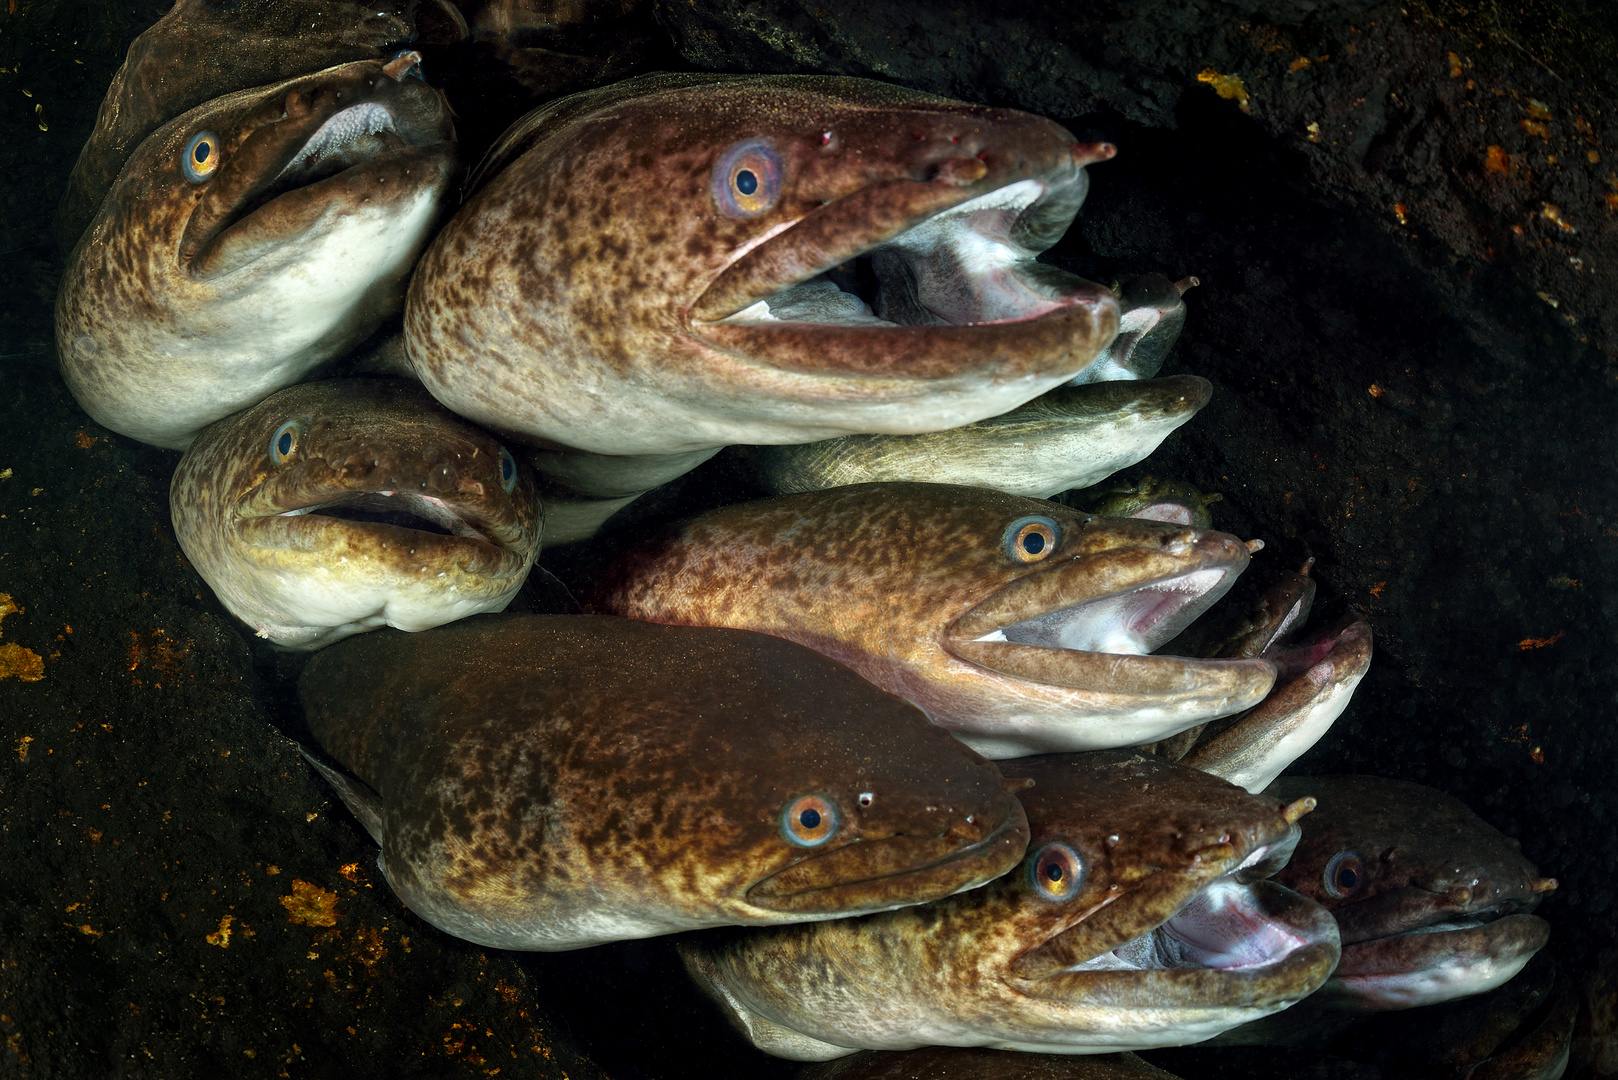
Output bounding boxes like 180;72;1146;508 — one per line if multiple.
801;1047;1184;1079
681;752;1340;1059
594;483;1276;758
57;58;457;449
171;379;541;649
404;72;1120;456
57;0;440;248
298;614;1031;950
1266;775;1554;1011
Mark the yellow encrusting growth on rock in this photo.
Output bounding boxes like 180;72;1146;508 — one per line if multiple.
280;880;340;927
0;593;44;682
1198;69;1251;113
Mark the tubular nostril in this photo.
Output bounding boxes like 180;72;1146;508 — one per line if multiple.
930;157;988;186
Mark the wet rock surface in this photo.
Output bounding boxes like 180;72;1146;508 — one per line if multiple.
2;1;1615;1077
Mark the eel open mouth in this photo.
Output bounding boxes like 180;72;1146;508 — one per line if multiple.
183;54;455;278
691;162;1121;380
1014;849;1341;1017
239;459;534;572
745;808;1031;915
275;490;499;545
1326;906;1553;1011
945;527;1275;700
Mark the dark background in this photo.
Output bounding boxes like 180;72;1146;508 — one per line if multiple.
1;1;1614;1077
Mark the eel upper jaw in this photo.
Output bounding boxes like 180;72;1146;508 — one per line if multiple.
689;173;1120;380
743;806;1030;915
945;548;1270;693
182;68;452;280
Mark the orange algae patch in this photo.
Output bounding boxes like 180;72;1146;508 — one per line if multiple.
0;594;43;682
1197;69;1251;113
280;880;339;927
1485;146;1510;173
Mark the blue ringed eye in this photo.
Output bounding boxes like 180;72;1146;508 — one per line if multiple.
1004;515;1061;563
499;446;518;493
781;795;837;847
1029;842;1084;901
182;131;220;183
269;420;304;465
712;138;783;218
1323;851;1365;899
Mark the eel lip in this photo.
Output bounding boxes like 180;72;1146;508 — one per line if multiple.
690;170;1120;381
240;475;533;568
944;523;1275;702
1015;877;1342;1010
1325;912;1551;1011
745;804;1031;914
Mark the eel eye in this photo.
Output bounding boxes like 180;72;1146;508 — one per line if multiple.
1004;515;1061;563
781;795;837;847
269;420;305;465
182;131;219;182
713;138;783;218
1323;851;1365;899
499;446;518;493
1030;842;1084;901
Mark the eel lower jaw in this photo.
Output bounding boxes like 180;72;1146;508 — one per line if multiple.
743;807;1031;916
690;177;1120;380
945;557;1275;698
1321;911;1552;1011
1015;878;1342;1011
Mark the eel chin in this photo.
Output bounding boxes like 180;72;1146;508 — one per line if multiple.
944;525;1276;750
1009;871;1341;1051
1322;909;1552;1011
745;807;1031;915
694;168;1121;382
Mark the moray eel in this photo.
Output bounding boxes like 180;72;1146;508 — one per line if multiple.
594;483;1277;758
1152;560;1374;792
1085;477;1222;529
1080;274;1196;383
742;376;1211;500
57;56;458;449
55;0;451;248
297;614;1032;950
405;72;1121;457
680;751;1339;1059
1265;774;1556;1012
171;379;541;650
801;1047;1185;1078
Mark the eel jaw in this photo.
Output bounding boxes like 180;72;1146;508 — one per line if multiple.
274;490;499;546
1007;866;1341;1049
1323;910;1552;1011
945;536;1274;699
240;479;530;566
690;170;1121;381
